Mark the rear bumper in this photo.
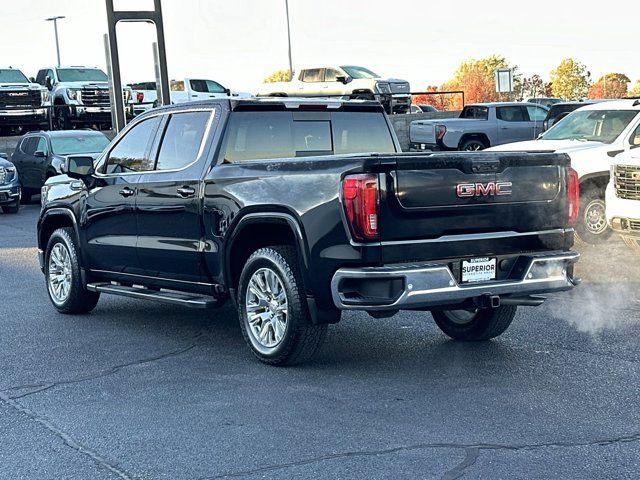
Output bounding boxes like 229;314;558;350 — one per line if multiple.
331;251;579;311
0;184;21;205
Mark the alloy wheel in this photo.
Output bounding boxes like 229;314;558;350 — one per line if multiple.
584;199;607;235
245;267;288;349
48;243;72;305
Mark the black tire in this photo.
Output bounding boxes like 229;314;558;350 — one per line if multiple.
237;245;327;365
20;190;33;204
460;138;488;151
54;105;72;130
431;305;517;341
45;227;100;314
622;236;640;254
575;189;611;245
1;202;19;214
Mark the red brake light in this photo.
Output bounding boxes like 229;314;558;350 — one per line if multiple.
342;174;379;242
436;125;447;141
567;167;580;226
136;91;144;103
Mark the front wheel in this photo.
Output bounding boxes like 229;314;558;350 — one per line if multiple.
431;305;517;341
45;227;100;314
237;246;327;365
575;190;611;245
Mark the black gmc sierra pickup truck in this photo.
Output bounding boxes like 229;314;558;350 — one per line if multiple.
38;98;580;365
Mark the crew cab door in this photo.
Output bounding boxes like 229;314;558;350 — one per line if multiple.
496;105;532;145
135;108;217;284
84;115;162;274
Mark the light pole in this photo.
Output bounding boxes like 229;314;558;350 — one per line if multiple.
45;15;65;67
284;0;293;80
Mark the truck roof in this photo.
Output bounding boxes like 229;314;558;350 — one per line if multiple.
572;99;640;111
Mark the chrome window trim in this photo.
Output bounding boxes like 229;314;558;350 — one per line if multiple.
94;106;217;178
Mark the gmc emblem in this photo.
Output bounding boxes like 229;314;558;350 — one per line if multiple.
456;181;513;197
8;92;28;97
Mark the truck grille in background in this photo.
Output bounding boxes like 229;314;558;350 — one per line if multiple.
0;90;41;108
614;165;640;200
390;82;410;95
81;88;111;106
629;220;640;231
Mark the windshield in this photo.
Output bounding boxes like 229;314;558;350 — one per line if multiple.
542;109;638;144
0;69;29;83
341;66;380;79
51;134;110;155
189;79;226;93
56;68;108;82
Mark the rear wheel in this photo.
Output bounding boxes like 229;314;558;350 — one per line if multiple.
45;227;100;314
460;138;487;151
237;246;327;365
575;189;611;245
431;305;517;341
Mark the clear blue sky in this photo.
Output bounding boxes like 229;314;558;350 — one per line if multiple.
1;0;638;91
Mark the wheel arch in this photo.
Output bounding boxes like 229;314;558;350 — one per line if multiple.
38;208;79;253
579;171;609;193
458;133;490;150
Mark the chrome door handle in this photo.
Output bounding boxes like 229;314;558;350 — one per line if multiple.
177;186;196;198
119;187;134;197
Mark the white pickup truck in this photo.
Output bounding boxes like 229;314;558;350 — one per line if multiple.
256;65;411;114
128;78;251;114
489;100;640;245
605;110;640;252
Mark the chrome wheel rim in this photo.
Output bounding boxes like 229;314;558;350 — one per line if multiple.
444;309;478;325
245;268;288;349
464;142;484;151
584;199;607;235
48;243;72;305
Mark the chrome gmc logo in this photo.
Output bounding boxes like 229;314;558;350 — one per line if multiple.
456;181;513;197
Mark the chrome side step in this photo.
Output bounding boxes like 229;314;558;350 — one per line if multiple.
86;282;219;309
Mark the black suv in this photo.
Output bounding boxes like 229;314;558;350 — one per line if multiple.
542;100;602;131
12;130;109;203
37;98;579;365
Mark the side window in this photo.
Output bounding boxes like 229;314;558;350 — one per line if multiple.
155;111;212;171
35;137;48;155
104;116;162;174
527;106;547;122
497;106;526;122
630;124;640;146
35;70;46;85
170;80;185;92
301;69;323;82
324;68;341;82
21;138;37;155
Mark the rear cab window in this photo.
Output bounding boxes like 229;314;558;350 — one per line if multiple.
459;106;488;120
219;110;396;163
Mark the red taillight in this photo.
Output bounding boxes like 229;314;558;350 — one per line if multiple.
567;167;580;226
342;174;379;242
136;91;144;103
436;125;447;141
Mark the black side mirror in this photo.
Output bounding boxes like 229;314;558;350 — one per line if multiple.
336;75;352;85
29;77;36;83
45;76;53;90
63;156;95;179
34;150;46;158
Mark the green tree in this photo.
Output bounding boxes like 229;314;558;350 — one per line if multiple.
588;73;630;99
263;69;292;83
549;59;591;100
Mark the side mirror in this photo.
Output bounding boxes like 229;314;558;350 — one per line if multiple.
45;76;53;90
63;156;95;179
34;150;46;158
29;77;36;83
336;75;352;85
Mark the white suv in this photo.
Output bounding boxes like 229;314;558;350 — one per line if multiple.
488;100;640;245
605;115;640;251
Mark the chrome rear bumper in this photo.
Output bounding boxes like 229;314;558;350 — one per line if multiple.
331;251;579;311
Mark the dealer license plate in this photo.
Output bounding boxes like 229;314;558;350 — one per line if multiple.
461;257;497;283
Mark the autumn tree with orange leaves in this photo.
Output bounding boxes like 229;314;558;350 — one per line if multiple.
588;73;631;99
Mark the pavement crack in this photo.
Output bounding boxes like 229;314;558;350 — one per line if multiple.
4;331;203;400
201;433;640;479
0;392;136;479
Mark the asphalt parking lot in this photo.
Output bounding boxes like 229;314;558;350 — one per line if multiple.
1;203;640;479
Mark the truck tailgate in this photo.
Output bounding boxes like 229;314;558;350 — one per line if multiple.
379;152;572;262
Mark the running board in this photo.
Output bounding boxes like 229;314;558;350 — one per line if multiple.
86;282;219;309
